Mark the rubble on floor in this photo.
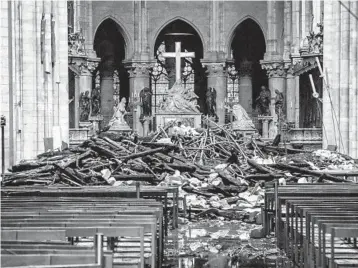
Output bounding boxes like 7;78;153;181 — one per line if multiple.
2;121;357;267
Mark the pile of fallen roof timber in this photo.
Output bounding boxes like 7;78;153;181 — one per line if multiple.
1;186;167;268
3;123;357;188
2;120;358;222
264;183;358;268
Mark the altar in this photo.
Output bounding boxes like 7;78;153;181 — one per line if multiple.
156;112;201;130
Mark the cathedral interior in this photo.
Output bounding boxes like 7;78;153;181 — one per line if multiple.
1;1;358;268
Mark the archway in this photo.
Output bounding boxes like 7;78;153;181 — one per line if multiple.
153;19;206;114
230;19;266;127
93;19;129;126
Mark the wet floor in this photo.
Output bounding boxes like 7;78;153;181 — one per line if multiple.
162;219;281;268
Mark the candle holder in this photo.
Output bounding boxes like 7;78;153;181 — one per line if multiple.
224;96;238;129
227;64;239;99
182;62;193;88
150;62;165;114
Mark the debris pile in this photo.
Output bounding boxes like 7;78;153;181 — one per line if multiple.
3;122;357;220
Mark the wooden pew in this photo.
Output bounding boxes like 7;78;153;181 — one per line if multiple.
1;191;165;268
264;183;358;268
1;210;160;268
2;185;179;232
1;233;107;268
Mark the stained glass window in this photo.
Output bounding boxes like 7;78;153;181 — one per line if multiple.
152;41;169;115
113;70;120;106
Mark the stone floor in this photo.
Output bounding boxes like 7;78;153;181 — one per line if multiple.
163;218;285;268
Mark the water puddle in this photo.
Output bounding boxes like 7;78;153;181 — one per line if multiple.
163;219;282;268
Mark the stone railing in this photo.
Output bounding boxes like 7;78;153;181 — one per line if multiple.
69;128;89;146
287;128;323;150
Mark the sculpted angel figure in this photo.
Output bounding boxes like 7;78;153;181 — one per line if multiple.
225;103;256;130
108;97;127;127
206;87;217;117
255;86;271;116
140;87;152;118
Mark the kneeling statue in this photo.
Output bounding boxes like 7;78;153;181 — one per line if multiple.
108;97;131;131
226;103;256;130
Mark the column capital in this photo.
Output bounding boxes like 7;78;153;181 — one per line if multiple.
238;60;253;77
69;56;100;76
260;60;288;78
125;62;152;78
201;62;226;77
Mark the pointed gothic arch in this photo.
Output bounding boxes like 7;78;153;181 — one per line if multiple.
93;15;132;59
93;18;130;126
226;16;266;59
151;17;206;56
228;18;267;129
152;18;206;114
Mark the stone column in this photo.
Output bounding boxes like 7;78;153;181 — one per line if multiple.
70;58;99;126
100;59;115;126
238;60;253;117
285;66;296;124
266;1;278;56
127;63;151;135
339;1;350;153
283;0;292;60
261;61;286;138
202;62;227;125
291;1;301;55
349;1;358;158
322;0;335;147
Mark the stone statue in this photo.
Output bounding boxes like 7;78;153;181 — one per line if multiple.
108;97;130;131
140;87;152;118
274;89;284;119
91;86;101;116
206;87;217;117
79;91;90;121
225;104;256;130
158;81;200;113
255;86;271;116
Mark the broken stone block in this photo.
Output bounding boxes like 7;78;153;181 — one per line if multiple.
255;212;263;225
214;164;228;171
225;196;240;204
210;229;230;239
250;227;265;238
244;208;261;223
236;200;254;209
189;177;202;186
239;232;250;241
297;177;308;183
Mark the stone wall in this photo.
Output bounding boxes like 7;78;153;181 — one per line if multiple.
0;0;69;171
90;1;269;60
323;1;358;158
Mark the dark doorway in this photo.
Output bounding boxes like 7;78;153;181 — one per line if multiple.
93;19;129;124
230;19;267;127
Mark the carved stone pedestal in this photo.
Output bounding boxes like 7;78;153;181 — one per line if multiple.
258;115;274;140
69;121;92;146
288;128;323;150
108;121;131;133
141;116;153;137
89;115;103;135
232;129;257;138
155;113;201;131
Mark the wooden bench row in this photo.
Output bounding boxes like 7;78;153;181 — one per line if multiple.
1;187;169;268
2;184;181;232
264;183;358;268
